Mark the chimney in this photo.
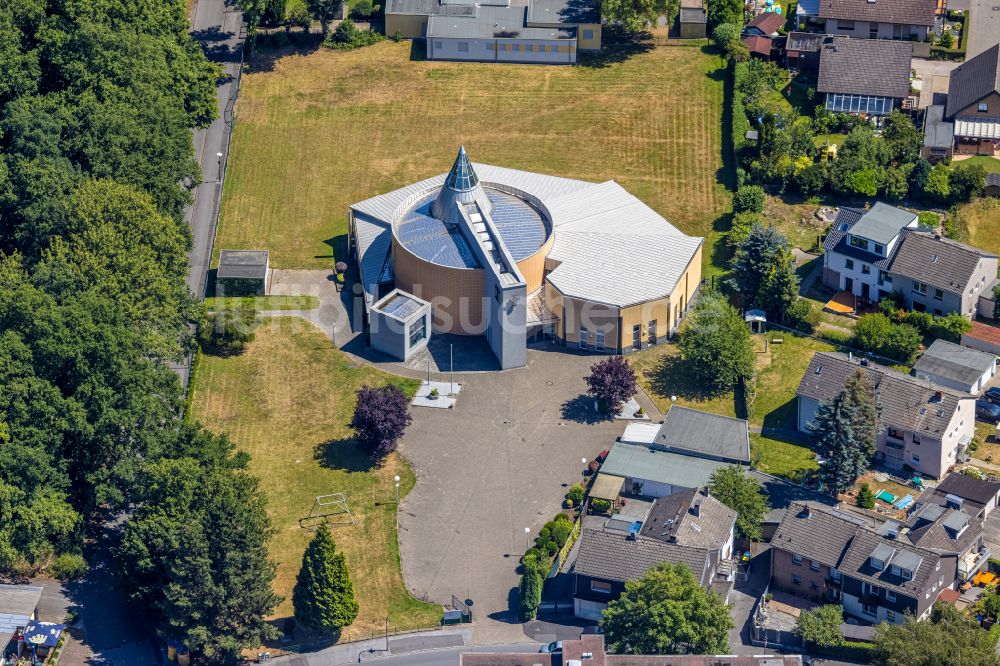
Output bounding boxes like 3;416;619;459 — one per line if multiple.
803;505;812;518
932;390;943;403
692;498;702;517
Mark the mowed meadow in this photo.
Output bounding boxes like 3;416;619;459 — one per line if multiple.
216;39;731;269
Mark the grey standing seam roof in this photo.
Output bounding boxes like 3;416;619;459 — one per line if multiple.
428;6;574;39
923;104;955;149
887;231;996;295
913;339;996;388
798;352;970;437
655;406;751;463
988;173;1000;189
574;528;712;585
217;249;269;279
846;201;917;245
817;38;913;99
818;0;935;25
599;442;730;490
527;0;600;24
771;502;861;567
823;207;896;269
0;584;42;639
946;44;1000;118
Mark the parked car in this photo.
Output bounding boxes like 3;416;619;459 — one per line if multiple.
540;641;563;654
984;387;1000;405
976;400;1000;423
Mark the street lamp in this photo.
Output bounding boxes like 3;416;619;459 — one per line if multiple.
582;457;588;477
524;527;530;550
216;152;224;181
394;475;400;503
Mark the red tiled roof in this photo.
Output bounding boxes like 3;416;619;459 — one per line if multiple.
966;321;1000;347
742;35;773;55
748;11;786;33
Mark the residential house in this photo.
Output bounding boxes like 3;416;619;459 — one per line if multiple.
572;488;736;620
744;11;787;37
750;470;840;540
771;502;980;624
913;339;997;394
679;0;707;38
818;0;935;40
797;352;976;478
822;203;998;317
0;585;43;666
785;32;829;76
460;634;805;665
915;471;1000;519
817;37;913;116
945;44;1000;158
386;0;602;64
822;203;919;302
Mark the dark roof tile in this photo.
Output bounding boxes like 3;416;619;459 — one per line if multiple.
946;44;1000;118
817;37;913;98
818;0;935;25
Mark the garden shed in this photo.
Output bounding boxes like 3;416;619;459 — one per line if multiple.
216;249;271;296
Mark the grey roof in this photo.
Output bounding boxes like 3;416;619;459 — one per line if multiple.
888;231;996;295
914;340;996;388
0;584;42;641
526;0;600;24
840;529;941;598
639;489;737;549
748;470;838;524
372;289;429;321
847;201;918;245
428;6;575;39
386;0;476;15
870;542;897;563
988;173;1000;189
946;44;1000;118
771;502;862;567
936;473;1000;505
798;352;971;438
599;442;730;490
818;0;935;25
786;31;828;52
823;207;896;269
923;104;955;150
217;249;269;279
817;38;913;99
679;6;706;21
654;406;751;463
574;528;711;585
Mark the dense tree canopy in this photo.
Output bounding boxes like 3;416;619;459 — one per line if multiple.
708;465;768;541
601;562;733;654
813;369;879;494
678;291;755;395
873;603;1000;666
585;356;638;415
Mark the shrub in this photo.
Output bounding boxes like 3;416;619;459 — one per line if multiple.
733;185;766;214
551;523;572;547
567;483;585;504
900;310;933;335
564;498;574;508
590;498;612;514
785;297;819;333
857;483;876;510
518;570;542;621
350;0;378;18
199;307;257;354
537;526;551;544
50;553;88;580
883;324;922;364
324;18;385;49
728;212;763;250
928;312;972;343
917;211;939;229
553;512;572;524
544;540;559;556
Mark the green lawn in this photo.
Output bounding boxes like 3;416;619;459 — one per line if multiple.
204;295;320;310
813;133;847;149
955;155;1000;174
630;331;833;481
189;318;440;637
752;434;818;482
217;40;730;270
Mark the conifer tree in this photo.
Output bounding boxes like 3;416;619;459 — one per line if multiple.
812;369;880;494
293;525;359;633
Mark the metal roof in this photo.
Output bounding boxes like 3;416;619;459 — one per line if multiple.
526;0;600;24
217;249;269;279
847;202;917;245
372;289;429;321
590;473;625;501
427;5;574;39
599;442;729;489
914;339;996;388
654;406;751;463
923;104;955;149
619;422;661;444
0;585;42;638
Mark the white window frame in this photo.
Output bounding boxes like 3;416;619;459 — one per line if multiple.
595;331;605;352
579;327;588;350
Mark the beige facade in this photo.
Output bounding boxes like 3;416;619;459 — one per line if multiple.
576;23;602;50
385;13;427;38
516;234;553;294
392;237;486;334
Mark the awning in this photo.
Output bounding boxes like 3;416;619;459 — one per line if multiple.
590;473;625;501
22;621;64;649
954;118;1000;140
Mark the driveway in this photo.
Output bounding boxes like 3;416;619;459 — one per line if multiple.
728;547;771;655
967;0;1000;59
911;58;959;108
397;344;662;645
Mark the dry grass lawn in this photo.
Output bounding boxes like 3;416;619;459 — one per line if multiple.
189;318;440;637
958;198;1000;257
217;40;730;269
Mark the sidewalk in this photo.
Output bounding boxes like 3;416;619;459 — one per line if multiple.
269;628;472;665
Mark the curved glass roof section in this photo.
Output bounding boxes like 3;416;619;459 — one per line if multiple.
444;146;480;191
397;188;550;269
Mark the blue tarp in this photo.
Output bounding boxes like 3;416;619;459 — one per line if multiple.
22;621;64;648
895;494;914;510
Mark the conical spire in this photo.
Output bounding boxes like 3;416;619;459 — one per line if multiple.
431;146;490;223
444;145;480;191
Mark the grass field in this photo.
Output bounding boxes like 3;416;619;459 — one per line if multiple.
189;319;440;636
204;295;321;310
955;156;1000;174
958;197;1000;256
217;40;730;270
752;434;818;481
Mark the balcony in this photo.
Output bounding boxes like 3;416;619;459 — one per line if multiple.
960;545;992;580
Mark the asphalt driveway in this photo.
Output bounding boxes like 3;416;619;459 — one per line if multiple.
397;343;661;645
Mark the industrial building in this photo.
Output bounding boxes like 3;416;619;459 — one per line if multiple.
348;147;703;369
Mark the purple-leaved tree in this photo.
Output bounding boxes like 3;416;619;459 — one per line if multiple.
350;385;413;461
585;356;638;416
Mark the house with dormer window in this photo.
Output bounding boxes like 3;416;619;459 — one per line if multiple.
823;203;998;318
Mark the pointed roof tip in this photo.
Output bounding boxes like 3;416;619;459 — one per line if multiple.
444;145;479;192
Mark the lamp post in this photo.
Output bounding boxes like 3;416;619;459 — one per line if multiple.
582;457;588;478
524;527;530;550
394;475;400;503
216;152;223;181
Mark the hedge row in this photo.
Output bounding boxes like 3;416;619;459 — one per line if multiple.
731;60;751;167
